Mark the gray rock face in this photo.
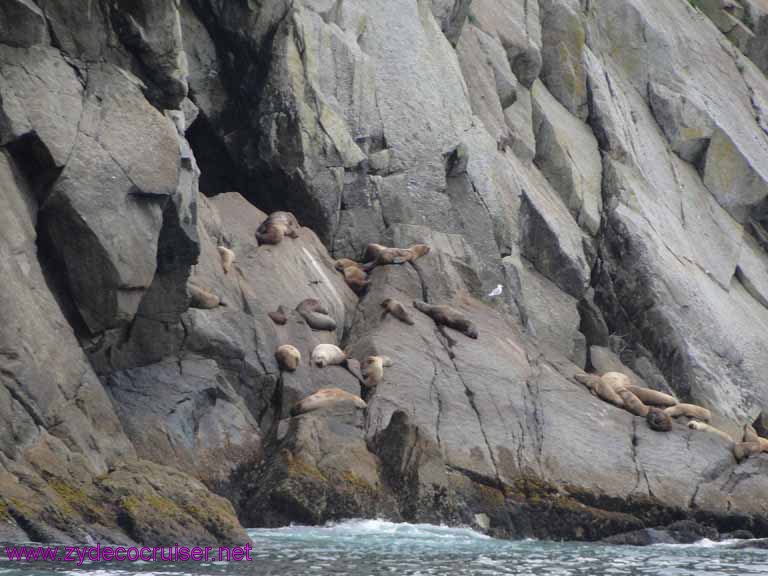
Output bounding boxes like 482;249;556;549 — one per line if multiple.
4;0;768;545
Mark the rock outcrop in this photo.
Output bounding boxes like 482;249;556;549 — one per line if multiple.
2;0;768;544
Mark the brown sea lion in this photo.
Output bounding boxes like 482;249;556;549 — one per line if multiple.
413;300;478;339
734;441;763;463
275;345;301;372
255;211;300;245
311;343;347;367
361;355;393;388
626;385;678;407
574;373;625;408
647;408;672;432
688;421;733;443
296;298;337;331
268;305;289;325
363;244;431;271
290;387;367;416
381;298;415;325
218;245;235;274
664;403;711;422
335;258;363;272
188;283;221;309
342;266;369;294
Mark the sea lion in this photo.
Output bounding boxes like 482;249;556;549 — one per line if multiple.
413;300;478;339
255;211;300;245
616;388;649;417
361;355;393;388
268;305;289;325
381;298;414;325
574;373;624;408
341;266;369;295
275;345;301;372
734;441;763;463
600;372;631;392
664;403;711;422
688;421;733;443
218;245;235;274
296;298;337;331
647;408;673;432
188;283;221;309
311;343;347;367
743;425;768;451
290;387;367;416
335;258;363;272
363;244;431;271
626;385;678;407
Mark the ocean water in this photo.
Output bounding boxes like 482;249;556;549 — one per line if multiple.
2;520;768;576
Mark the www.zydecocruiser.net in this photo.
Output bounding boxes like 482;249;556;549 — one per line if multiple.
5;543;254;566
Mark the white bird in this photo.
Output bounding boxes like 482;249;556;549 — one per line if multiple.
487;284;503;297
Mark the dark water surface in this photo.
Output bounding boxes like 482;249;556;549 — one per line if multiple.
3;520;767;575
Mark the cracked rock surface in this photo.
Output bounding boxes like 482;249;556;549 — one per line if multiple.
2;0;768;544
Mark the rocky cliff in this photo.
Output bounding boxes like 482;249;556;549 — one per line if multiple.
1;0;768;545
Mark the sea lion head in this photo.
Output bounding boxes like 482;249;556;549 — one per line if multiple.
647;407;672;432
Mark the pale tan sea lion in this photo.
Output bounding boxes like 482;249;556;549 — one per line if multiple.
361;355;393;388
664;403;711;422
275;345;301;372
218;245;235;274
255;211;300;245
616;388;649;417
188;283;221;309
734;441;763;463
413;300;478;339
574;373;625;408
743;425;768;451
290;388;367;416
296;298;337;331
626;385;678;407
311;343;347;367
381;298;414;325
688;421;733;443
363;244;431;271
647;408;672;432
600;372;630;391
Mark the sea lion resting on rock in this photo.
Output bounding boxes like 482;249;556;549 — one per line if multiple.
268;305;289;325
311;343;347;367
341;265;369;295
616;388;649;417
647;408;673;432
734;442;764;463
362;355;393;388
275;345;301;372
188;283;221;309
574;373;625;408
743;425;768;451
688;421;733;443
626;385;678;407
381;298;414;325
290;388;367;416
363;243;431;271
413;300;478;339
296;298;337;331
218;245;235;274
664;403;711;422
335;258;362;272
255;211;300;245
